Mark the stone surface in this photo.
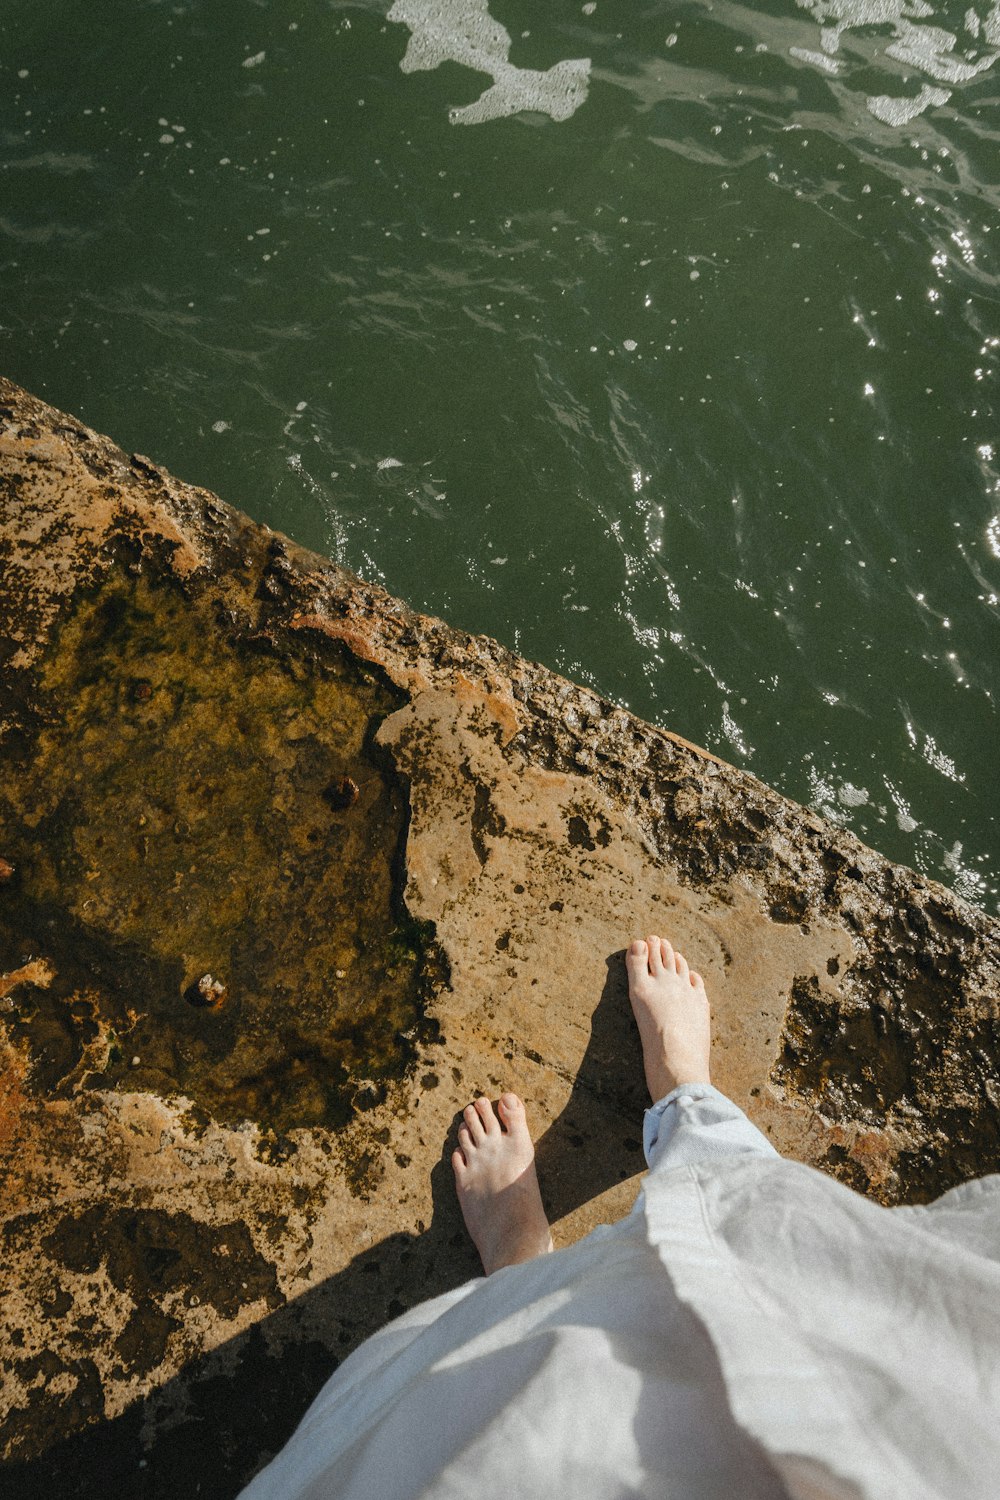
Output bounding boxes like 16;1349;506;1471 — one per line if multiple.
1;375;998;1496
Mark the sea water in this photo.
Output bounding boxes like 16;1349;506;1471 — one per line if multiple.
1;0;997;908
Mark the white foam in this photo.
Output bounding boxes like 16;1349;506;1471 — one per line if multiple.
987;513;1000;559
800;0;905;25
388;0;590;125
789;45;843;71
794;0;999;122
867;83;951;122
921;732;965;783
886;20;997;82
377;457;404;470
720;701;754;760
942;841;988;902
883;777;919;832
242;50;266;68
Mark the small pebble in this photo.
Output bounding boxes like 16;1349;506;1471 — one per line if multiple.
191;973;227;1009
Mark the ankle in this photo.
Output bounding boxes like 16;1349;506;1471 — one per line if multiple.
644;1051;711;1102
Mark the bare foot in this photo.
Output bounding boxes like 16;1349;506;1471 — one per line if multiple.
451;1093;553;1276
625;935;712;1102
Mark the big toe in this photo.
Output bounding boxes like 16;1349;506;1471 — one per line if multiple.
625;939;647;983
498;1093;529;1138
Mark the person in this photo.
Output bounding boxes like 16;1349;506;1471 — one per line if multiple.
241;936;1000;1500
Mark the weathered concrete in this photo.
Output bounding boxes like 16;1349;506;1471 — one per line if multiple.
1;375;997;1497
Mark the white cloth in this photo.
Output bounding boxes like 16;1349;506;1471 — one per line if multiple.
241;1085;1000;1500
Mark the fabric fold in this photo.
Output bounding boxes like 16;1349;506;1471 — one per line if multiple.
641;1147;1000;1500
241;1083;1000;1500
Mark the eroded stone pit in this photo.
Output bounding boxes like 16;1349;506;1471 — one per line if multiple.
1;564;435;1137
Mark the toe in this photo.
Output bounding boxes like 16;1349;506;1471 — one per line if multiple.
451;1148;467;1177
458;1123;474;1154
497;1091;524;1127
659;936;676;973
625;939;647;981
463;1104;485;1142
674;947;689;980
689;967;702;987
647;935;664;974
498;1092;531;1143
474;1096;500;1135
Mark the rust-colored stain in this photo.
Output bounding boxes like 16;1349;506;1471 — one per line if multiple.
0;1041;29;1159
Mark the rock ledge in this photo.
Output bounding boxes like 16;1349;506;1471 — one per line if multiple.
1;377;997;1495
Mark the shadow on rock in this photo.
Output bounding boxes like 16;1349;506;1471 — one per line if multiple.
3;1167;472;1500
533;948;649;1225
3;954;645;1499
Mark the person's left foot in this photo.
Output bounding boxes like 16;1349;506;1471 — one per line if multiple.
452;1094;553;1275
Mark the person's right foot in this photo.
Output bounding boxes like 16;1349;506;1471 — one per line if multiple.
625;935;712;1102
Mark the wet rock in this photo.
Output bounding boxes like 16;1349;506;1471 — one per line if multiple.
323;774;360;811
1;375;998;1494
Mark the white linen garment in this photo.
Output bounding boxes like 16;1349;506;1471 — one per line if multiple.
240;1085;1000;1500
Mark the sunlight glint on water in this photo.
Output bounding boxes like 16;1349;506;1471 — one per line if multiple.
0;0;997;907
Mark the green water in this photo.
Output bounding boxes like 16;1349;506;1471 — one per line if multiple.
2;0;998;910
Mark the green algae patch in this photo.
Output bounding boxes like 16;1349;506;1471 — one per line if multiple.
0;566;433;1135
